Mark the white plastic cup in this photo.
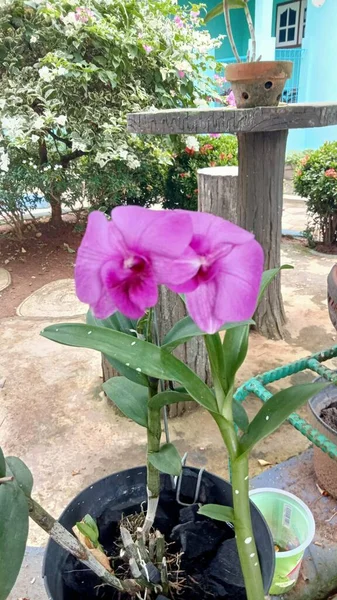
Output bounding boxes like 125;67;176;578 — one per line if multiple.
250;487;315;594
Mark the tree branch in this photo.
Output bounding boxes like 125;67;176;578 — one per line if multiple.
61;149;89;167
39;138;48;165
47;129;72;149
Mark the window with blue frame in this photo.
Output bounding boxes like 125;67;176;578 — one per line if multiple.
276;0;307;48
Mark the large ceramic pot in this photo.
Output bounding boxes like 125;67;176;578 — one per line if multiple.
309;383;337;498
43;466;275;599
225;61;293;109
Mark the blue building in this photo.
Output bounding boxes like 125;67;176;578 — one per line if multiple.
204;0;337;151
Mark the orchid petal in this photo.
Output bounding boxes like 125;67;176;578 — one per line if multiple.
181;210;254;246
112;206;193;257
110;282;146;319
129;276;158;312
185;279;222;334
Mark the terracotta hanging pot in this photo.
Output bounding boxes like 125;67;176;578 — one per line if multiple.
225;61;293;109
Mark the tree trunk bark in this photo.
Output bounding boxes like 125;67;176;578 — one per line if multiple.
157;287;211;417
237;131;288;340
198;166;239;222
49;198;63;226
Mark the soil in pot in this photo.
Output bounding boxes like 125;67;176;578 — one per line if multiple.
320;401;337;431
44;468;274;600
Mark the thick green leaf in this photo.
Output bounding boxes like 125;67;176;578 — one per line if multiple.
162;317;254;353
103;377;148;428
87;311;148;387
258;265;293;305
239;383;329;455
0;448;5;478
6;457;33;497
0;480;29;600
41;324;218;413
223;325;250;393
233;399;249;433
83;514;99;539
148;443;182;476
204;0;246;23
76;522;98;544
148;390;192;410
198;504;235;523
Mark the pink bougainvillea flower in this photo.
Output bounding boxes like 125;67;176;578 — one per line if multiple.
210;133;221;138
325;168;337;179
178;70;185;78
75;207;198;320
174;15;184;28
227;91;236;107
75;6;94;22
169;212;264;334
143;44;153;54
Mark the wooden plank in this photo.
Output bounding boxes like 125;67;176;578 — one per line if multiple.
127;103;337;135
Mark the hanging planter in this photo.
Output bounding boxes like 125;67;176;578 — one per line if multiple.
309;383;337;499
43;467;275;599
225;61;293;109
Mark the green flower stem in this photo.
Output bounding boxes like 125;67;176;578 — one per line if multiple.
214;415;265;600
143;380;161;535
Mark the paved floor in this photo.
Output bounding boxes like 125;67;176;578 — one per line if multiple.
282;197;307;236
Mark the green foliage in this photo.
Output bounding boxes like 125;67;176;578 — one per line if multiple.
198;504;235;523
148;443;182;476
163;135;238;211
76;514;103;551
285;149;312;166
103;377;148;427
293;142;337;244
41;323;218;412
205;0;247;23
0;0;221;221
239;382;328;456
0;450;32;600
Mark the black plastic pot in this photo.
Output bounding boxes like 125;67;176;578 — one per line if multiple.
309;381;337;498
43;466;275;599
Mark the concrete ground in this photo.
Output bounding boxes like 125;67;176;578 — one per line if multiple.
2;234;337;599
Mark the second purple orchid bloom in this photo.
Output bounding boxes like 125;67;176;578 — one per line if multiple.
75;207;264;334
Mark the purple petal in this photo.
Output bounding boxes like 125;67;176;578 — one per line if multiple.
110;282;147;319
91;288;117;320
214;239;264;322
185;279;223;334
128;276;158;312
111;206;193;257
75;212;120;305
152;248;200;286
180;210;254;246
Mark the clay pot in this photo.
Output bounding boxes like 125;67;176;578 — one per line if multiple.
308;383;337;499
225;61;293;109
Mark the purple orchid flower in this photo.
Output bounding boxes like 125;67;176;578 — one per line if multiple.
75;207;198;320
168;212;264;334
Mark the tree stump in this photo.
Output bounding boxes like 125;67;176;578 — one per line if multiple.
157;287;211;418
198;166;238;222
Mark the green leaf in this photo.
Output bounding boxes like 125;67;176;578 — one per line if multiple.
76;522;98;544
204;0;246;23
41;324;218;413
83;514;99;539
222;324;250;393
162;317;254;353
5;457;33;497
0;448;5;478
148;390;192;411
239;383;329;455
103;377;148;428
258;265;293;305
198;504;235;523
148;443;182;476
233;399;249;433
0;480;29;600
87;311;148;387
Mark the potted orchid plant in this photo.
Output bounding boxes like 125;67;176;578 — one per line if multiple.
0;206;327;600
205;0;293;108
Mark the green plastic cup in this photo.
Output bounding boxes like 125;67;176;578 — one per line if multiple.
250;488;315;595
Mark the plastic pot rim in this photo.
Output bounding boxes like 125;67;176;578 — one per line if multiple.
249;487;315;558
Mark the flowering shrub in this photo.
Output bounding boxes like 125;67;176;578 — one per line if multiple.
294;142;337;244
0;0;221;223
163;135;238;211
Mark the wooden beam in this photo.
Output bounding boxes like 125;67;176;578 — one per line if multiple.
127;103;337;135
